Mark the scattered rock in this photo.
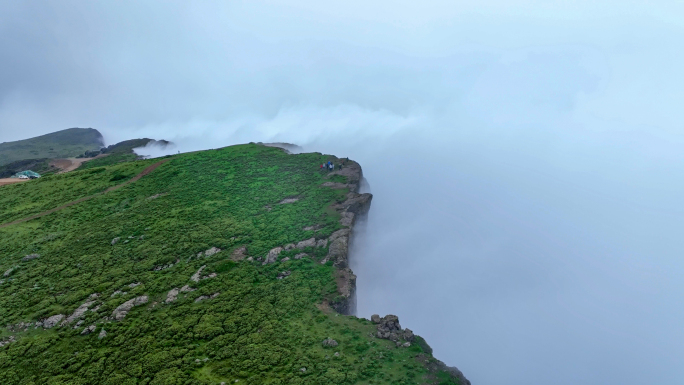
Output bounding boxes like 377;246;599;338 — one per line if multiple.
43;314;65;329
294;253;307;260
194;292;220;303
296;238;316;249
111;237;120;245
180;285;195;293
111;290;126;297
281;257;290;262
203;247;221;257
246;257;253;261
111;296;148;320
402;342;411;347
98;329;107;339
263;247;283;264
3;268;14;277
128;282;141;288
165;288;179;303
0;336;16;347
276;271;291;279
284;243;295;251
322;338;339;347
81;325;96;335
22;254;40;262
300;368;307;373
316;239;327;248
334;352;340;357
147;193;166;200
371;314;381;324
205;273;217;279
278;197;299;204
190;266;206;282
404;328;415;342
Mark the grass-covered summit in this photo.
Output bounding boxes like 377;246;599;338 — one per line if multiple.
0;128;103;166
0;144;467;385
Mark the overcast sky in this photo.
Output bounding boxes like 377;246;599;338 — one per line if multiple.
2;1;684;384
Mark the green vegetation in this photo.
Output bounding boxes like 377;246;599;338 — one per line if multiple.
0;128;103;166
0;144;461;384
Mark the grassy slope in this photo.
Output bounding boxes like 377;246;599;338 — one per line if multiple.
0;128;103;166
0;144;461;385
78;139;168;170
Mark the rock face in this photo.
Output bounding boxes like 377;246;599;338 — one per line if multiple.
320;159;372;316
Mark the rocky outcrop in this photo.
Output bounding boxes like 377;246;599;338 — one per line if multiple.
263;247;283;264
43;314;65;329
111;296;148;320
190;266;206;282
62;295;99;325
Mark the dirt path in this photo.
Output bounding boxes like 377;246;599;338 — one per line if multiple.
0;178;28;186
0;159;170;229
51;154;109;174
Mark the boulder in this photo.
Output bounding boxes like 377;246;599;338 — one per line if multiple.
371;314;381;324
98;329;107;339
111;237;120;245
81;325;96;335
294;253;307;260
322;338;338;347
403;328;415;342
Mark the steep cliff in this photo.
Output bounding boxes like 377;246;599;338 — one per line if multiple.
0;143;468;385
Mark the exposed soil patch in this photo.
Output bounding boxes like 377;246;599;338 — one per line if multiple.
0;178;28;186
50;154;109;174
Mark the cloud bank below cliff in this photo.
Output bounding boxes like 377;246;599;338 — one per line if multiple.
1;1;684;384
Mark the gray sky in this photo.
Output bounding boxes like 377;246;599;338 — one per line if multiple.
2;1;684;384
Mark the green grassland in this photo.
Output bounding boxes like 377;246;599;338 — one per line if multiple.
0;128;103;166
0;144;462;385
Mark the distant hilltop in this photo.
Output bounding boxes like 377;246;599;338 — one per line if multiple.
0;128;103;166
0;128;170;179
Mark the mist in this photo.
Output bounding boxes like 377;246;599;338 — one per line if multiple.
2;1;684;384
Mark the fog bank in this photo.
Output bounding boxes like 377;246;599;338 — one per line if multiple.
1;1;684;384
